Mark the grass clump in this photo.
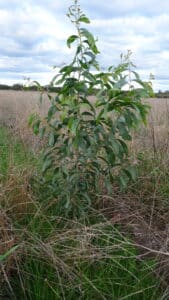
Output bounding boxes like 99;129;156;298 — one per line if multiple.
11;222;161;300
0;127;164;299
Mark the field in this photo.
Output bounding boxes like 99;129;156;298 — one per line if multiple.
1;90;169;299
1;90;169;153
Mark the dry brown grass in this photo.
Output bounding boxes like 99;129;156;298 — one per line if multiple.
0;209;16;292
0;168;37;296
0;91;169;153
1;170;35;219
0;90;49;152
132;98;169;154
0;90;49;122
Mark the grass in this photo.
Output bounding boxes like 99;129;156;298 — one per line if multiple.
1;93;169;299
0;90;169;153
0;126;37;177
0;127;10;176
0;125;165;299
12;230;161;300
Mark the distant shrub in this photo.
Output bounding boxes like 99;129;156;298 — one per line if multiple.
0;84;11;90
156;90;169;98
12;84;23;91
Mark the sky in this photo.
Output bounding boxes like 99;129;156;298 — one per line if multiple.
0;0;169;91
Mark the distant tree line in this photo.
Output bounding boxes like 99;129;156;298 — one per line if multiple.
0;83;169;98
155;90;169;98
0;83;61;92
0;84;102;95
0;84;127;96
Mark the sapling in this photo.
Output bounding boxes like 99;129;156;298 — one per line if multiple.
29;0;152;216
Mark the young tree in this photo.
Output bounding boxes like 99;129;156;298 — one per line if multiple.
29;0;152;216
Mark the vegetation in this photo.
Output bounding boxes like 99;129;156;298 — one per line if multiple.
1;1;169;299
0;126;163;299
0;83;62;92
1;83;169;99
29;0;152;218
155;90;169;98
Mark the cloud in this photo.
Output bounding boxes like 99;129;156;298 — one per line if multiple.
80;0;169;18
90;14;169;86
0;2;75;83
0;0;168;90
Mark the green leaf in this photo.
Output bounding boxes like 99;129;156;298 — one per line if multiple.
78;16;90;24
0;245;19;262
110;140;120;155
80;97;95;113
84;51;95;61
32;80;43;91
42;159;53;173
67;35;78;48
68;118;79;134
79;60;89;69
114;78;127;89
108;151;116;166
28;113;37;126
49;132;55;147
39;126;46;139
33;119;41;135
119;174;128;189
81;111;94;117
60;65;80;75
123;166;137;181
82;71;96;83
117;122;131;140
65;198;71;209
80;28;99;54
47;105;57;121
117;139;128;155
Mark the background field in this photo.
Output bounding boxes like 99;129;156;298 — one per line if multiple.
0;90;169;153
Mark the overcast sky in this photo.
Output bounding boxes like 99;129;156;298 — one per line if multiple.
0;0;169;91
